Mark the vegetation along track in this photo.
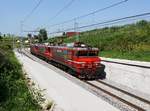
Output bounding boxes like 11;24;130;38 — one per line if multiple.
84;80;150;111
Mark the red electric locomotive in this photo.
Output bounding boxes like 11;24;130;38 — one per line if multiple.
30;42;106;79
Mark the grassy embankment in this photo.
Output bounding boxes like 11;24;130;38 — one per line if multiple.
0;37;42;111
49;20;150;62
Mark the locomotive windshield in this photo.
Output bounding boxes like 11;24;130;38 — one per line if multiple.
76;51;98;56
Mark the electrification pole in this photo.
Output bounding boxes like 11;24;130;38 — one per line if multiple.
12;34;14;49
74;19;79;42
20;21;23;53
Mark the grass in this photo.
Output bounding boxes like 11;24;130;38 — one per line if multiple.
100;50;150;62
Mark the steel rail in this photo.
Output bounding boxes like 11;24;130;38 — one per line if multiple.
97;80;150;104
84;81;145;111
102;60;150;69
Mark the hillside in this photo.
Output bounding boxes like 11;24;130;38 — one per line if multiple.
49;20;150;61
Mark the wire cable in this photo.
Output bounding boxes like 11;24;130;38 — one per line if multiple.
22;0;44;23
24;12;150;33
44;0;75;26
49;12;150;34
46;0;128;29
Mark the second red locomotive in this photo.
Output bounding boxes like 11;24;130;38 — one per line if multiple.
30;42;106;79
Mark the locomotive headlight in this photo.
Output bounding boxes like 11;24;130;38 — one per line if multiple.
81;63;85;67
95;63;99;66
76;62;86;68
95;62;100;66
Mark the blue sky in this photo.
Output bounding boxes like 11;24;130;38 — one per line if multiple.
0;0;150;36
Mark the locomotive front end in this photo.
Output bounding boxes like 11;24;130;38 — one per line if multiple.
74;47;106;79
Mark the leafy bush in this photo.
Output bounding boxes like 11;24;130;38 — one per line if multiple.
0;39;41;111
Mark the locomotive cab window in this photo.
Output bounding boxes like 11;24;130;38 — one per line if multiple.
76;51;98;56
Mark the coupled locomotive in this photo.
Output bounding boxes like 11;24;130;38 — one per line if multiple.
30;42;106;79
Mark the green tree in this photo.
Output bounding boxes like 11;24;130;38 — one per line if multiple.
0;32;2;40
33;35;38;39
27;33;32;44
27;33;32;39
137;20;148;27
63;32;66;36
38;29;48;42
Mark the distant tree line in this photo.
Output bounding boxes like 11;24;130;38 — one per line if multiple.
27;28;48;43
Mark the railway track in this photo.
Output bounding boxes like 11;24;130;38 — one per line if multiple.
84;80;150;111
101;60;150;69
21;48;150;111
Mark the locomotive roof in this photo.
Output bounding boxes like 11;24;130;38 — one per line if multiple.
31;42;99;51
48;46;99;51
48;43;99;51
